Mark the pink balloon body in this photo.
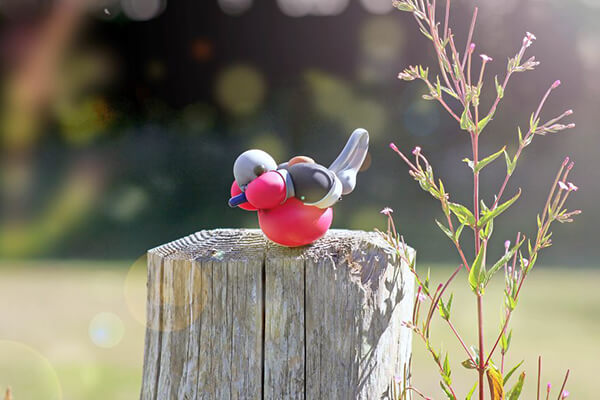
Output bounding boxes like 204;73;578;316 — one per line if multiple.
258;198;333;247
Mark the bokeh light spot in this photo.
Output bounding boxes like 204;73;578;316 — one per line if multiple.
107;185;149;222
215;64;266;117
312;0;349;16
360;16;404;62
190;38;214;62
218;0;253;15
0;341;62;400
403;100;439;137
360;0;394;14
121;0;166;21
89;312;125;348
277;0;312;17
249;133;287;162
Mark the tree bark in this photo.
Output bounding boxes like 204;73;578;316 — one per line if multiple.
141;229;414;400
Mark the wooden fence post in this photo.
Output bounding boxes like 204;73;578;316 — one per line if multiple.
140;229;415;399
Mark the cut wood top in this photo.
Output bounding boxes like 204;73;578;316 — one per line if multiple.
149;228;412;261
148;229;414;295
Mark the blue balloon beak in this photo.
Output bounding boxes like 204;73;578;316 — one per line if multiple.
228;192;248;208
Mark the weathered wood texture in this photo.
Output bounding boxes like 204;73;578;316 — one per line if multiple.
141;229;414;400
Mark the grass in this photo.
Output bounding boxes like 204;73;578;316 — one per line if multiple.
0;260;597;399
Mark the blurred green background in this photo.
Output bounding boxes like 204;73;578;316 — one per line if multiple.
0;0;597;398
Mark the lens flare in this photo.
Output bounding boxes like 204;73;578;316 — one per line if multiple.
89;312;125;348
124;255;148;327
0;340;62;400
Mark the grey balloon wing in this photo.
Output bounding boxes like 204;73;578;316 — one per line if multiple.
328;128;369;195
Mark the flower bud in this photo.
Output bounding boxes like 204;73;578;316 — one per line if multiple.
551;80;561;89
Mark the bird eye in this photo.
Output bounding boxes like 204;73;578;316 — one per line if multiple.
233;149;277;189
253;164;267;176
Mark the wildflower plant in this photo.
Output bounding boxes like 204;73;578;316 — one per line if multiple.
380;1;580;399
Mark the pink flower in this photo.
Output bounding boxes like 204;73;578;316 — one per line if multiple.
558;181;569;191
394;375;403;383
480;54;493;62
504;240;511;250
523;31;536;48
469;43;476;53
561;390;570;399
562;156;570;166
568;182;579;192
389;142;399;152
551;80;561;89
412;146;421;155
380;207;394;216
566;109;573;115
417;292;427;302
547;383;552;392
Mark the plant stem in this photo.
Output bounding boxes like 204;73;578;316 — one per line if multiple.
477;294;485;400
537;356;542;400
557;369;570;400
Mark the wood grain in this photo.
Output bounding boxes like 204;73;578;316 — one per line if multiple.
141;229;414;400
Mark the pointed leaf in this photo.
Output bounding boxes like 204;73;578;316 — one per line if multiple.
474;147;506;173
466;381;478;400
495;75;504;99
477;110;496;134
478;189;522;229
484;238;525;287
503;360;524;386
436;219;454;241
503;149;517;175
469;246;486;292
461;106;475;131
449;202;476;226
507;372;526;400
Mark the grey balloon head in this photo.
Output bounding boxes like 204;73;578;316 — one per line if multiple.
233;149;278;190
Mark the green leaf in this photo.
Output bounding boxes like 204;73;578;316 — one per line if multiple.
503;149;517;175
478;189;522;229
495;75;504;99
395;2;414;11
474;146;506;173
465;381;478;400
469;246;486;293
419;27;434;41
439;294;453;320
436;219;454;241
477;110;495;134
483;238;524;287
440;381;456;400
454;223;465;242
449;202;476;227
441;86;460;99
503;360;524;386
507;372;526;400
460;106;475;131
461;358;477;369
